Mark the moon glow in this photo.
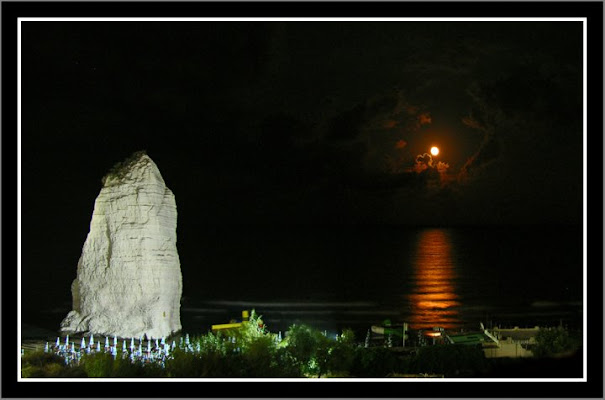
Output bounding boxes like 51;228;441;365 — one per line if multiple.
430;146;439;156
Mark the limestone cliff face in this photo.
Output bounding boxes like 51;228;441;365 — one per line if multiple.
61;152;182;339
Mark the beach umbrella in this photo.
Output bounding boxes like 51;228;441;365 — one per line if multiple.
65;335;69;346
114;336;117;347
105;337;109;349
161;337;165;346
148;340;151;353
97;341;101;352
130;338;135;351
56;337;60;348
185;334;190;345
44;342;49;353
72;342;76;353
81;337;86;349
171;341;176;350
90;333;94;345
155;339;159;349
123;340;127;352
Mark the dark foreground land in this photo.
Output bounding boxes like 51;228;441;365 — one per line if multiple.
20;344;583;379
478;351;583;378
20;315;582;379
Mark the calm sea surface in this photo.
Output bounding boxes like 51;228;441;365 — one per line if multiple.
179;225;583;336
24;226;584;339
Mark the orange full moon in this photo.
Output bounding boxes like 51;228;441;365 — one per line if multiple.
430;146;439;156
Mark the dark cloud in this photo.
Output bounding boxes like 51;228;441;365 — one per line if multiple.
324;103;368;141
417;112;432;127
395;139;407;149
321;91;434;179
459;136;499;179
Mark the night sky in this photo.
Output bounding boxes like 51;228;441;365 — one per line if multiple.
20;20;584;314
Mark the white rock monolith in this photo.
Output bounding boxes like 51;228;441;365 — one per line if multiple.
61;151;183;339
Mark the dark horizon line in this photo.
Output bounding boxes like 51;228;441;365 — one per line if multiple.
190;222;584;230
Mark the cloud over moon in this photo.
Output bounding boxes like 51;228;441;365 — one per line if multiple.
414;152;450;178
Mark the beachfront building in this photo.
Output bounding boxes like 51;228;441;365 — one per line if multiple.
444;325;539;358
482;326;539;358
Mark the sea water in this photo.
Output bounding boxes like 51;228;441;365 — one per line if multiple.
178;225;583;336
23;225;583;339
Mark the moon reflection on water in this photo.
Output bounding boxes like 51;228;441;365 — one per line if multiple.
408;229;461;330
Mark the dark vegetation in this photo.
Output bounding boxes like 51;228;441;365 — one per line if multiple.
531;326;581;358
21;352;87;378
21;313;582;378
479;352;583;378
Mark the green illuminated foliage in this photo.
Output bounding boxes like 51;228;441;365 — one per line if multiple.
164;349;204;377
21;351;73;378
239;335;279;377
80;352;114;377
282;324;319;367
327;339;356;376
20;321;494;378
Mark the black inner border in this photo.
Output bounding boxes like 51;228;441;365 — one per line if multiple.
2;1;603;398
